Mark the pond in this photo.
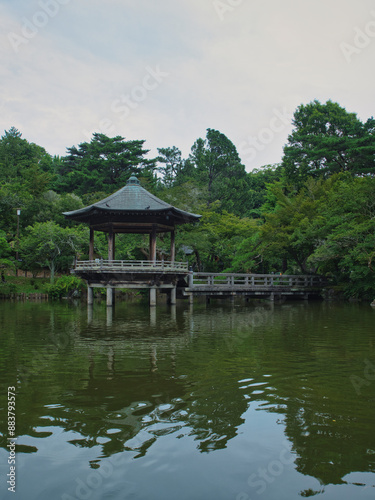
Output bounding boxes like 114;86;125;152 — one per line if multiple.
0;299;374;499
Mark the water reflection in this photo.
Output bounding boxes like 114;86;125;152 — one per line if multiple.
0;300;374;499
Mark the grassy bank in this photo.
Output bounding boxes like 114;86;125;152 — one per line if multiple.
0;275;85;299
0;275;144;301
0;275;51;297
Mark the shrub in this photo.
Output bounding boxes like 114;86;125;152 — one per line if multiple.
48;275;85;299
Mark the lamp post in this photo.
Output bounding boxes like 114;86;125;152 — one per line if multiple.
16;209;21;276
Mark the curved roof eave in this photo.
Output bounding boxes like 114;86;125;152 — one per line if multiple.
63;176;201;224
63;205;201;220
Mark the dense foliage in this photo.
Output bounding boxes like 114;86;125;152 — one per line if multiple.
0;100;374;298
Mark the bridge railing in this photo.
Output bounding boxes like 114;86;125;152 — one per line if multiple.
190;273;326;288
74;260;189;272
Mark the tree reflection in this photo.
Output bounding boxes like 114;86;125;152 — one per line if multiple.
0;301;374;491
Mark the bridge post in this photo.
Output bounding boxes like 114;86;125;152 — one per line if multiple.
87;286;93;305
106;287;114;307
106;306;113;326
150;287;157;307
188;272;194;288
87;305;93;324
150;306;157;326
170;286;177;305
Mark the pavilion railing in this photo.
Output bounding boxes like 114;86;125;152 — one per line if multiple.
74;260;189;272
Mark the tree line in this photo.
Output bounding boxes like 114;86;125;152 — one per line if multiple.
0;100;374;298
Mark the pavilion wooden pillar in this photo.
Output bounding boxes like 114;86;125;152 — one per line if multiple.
108;227;115;261
149;224;157;306
88;225;94;306
170;230;175;263
150;224;157;263
89;228;94;261
107;227;115;307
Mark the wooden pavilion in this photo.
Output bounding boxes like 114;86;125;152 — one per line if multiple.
64;175;201;306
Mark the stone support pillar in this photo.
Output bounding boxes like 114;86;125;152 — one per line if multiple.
106;306;113;326
150;287;157;307
87;305;93;324
87;286;94;305
170;286;177;305
107;287;114;307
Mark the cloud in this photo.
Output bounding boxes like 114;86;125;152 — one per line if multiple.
0;0;374;169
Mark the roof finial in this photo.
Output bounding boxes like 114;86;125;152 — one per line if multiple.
127;175;140;185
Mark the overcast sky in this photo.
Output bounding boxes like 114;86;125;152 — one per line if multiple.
1;0;374;171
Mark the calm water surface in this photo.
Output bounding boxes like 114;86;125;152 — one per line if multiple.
0;299;374;500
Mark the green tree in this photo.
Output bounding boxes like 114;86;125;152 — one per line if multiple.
157;146;183;187
245;164;283;218
20;221;87;283
0;128;54;239
308;176;375;298
189;129;247;210
55;133;156;195
0;127;53;185
282;100;375;187
0;230;15;280
180;206;258;271
241;178;332;274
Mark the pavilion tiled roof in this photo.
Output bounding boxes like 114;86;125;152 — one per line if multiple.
63;176;201;225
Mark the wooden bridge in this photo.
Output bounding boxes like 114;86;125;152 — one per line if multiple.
72;260;328;305
185;272;327;301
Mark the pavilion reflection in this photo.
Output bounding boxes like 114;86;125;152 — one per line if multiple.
4;301;374;491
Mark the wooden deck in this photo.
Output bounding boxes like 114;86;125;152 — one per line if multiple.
73;261;328;303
